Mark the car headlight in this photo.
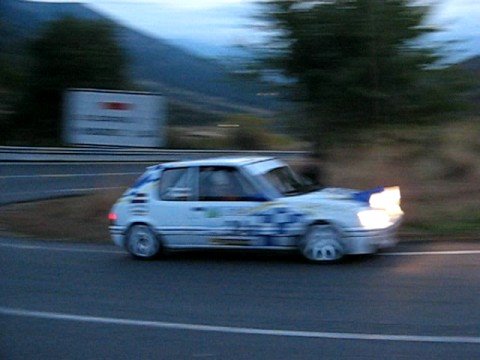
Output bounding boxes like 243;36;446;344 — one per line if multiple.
357;210;392;229
369;186;403;216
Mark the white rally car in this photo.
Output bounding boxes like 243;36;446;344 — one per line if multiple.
109;157;403;262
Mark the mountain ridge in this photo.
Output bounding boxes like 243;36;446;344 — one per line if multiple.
0;0;276;116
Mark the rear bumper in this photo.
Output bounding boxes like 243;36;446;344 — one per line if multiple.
341;225;399;255
109;226;126;247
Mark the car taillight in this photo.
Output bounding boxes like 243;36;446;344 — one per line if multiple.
108;212;117;226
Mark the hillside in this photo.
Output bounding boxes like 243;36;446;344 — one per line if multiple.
0;0;277;117
460;56;480;105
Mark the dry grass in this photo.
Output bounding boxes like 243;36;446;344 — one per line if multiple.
322;119;480;239
0;189;124;243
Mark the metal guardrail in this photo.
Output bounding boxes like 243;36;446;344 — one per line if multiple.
0;146;308;162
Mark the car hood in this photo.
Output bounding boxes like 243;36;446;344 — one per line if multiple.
283;187;364;204
270;187;371;226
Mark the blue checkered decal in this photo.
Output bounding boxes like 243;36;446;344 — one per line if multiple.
250;207;306;236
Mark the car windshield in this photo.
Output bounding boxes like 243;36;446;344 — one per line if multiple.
261;165;321;196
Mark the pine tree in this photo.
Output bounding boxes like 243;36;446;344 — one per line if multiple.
255;0;468;148
11;17;127;144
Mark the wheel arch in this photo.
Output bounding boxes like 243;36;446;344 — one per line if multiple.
305;219;344;239
310;219;330;226
298;219;345;262
125;221;165;245
307;219;342;233
124;222;165;259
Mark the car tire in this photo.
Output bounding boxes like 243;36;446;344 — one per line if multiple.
126;224;162;259
300;224;344;262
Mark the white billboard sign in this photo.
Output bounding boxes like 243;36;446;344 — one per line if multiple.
63;89;166;147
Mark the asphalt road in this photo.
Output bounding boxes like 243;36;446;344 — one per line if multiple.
1;237;479;359
0;162;154;205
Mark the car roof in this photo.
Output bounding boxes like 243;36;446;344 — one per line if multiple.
156;156;276;169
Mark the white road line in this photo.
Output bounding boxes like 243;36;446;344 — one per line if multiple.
0;242;124;254
0;172;139;179
7;186;125;196
1;162;155;165
1;241;480;257
378;250;480;256
0;307;478;344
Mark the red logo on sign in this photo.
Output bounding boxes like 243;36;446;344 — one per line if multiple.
100;102;133;111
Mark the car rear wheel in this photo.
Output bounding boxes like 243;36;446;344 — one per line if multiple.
300;225;344;262
126;224;162;259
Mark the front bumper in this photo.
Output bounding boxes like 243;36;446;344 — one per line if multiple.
341;225;399;255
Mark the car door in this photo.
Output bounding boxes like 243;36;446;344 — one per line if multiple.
150;166;201;247
191;165;269;247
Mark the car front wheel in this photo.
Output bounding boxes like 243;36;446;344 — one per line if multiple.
126;224;162;259
300;225;344;262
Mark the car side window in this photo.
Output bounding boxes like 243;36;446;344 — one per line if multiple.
159;167;192;201
198;166;259;201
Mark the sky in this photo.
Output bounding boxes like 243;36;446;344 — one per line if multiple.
32;0;480;61
85;0;261;58
426;0;480;61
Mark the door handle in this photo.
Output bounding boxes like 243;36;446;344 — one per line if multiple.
191;207;205;212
